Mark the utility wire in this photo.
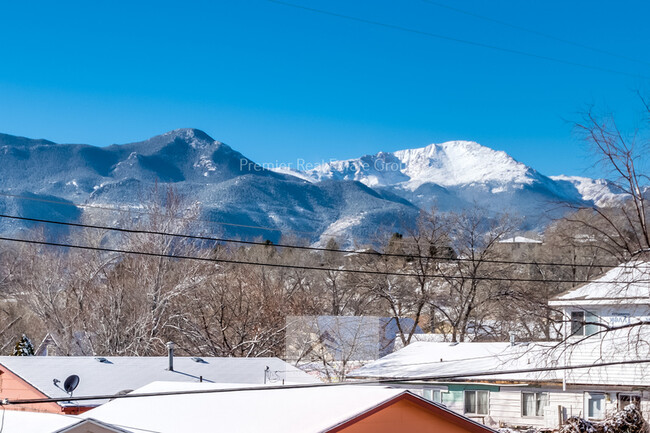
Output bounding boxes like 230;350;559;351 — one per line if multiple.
262;0;649;80
0;192;306;236
0;213;625;270
0;234;643;284
2;357;649;406
418;0;650;66
0;191;387;244
0;191;605;253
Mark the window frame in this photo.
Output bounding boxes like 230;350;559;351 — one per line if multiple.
584;392;607;420
571;311;585;336
464;390;490;415
521;391;549;418
570;311;599;337
618;393;641;410
422;388;442;404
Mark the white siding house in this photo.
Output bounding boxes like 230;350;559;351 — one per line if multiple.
350;261;650;429
548;261;650;339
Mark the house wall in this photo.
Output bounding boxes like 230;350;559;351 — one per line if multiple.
330;398;490;433
58;421;126;433
0;365;62;413
488;387;585;428
562;305;650;338
402;383;650;429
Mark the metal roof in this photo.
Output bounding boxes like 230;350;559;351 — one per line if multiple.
0;356;319;407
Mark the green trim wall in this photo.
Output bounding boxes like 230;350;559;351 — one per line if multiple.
446;384;501;392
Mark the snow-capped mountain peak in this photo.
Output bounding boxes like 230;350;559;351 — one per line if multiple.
394;140;533;189
159;128;220;148
304;140;534;191
0;130;626;246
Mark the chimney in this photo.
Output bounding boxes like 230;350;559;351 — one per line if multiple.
166;341;175;371
509;332;516;346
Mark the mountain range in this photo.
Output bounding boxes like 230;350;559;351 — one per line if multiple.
0;128;622;245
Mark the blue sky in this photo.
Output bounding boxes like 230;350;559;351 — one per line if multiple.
0;0;648;177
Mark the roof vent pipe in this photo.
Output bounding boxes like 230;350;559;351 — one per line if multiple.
509;332;516;346
166;341;175;371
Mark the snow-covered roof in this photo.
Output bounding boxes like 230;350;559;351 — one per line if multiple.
0;411;136;433
499;236;542;244
79;381;495;433
349;341;521;381
0;356;319;407
549;261;650;306
0;410;81;433
349;329;650;387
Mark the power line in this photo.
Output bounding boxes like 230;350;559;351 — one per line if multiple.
0;213;625;270
0;191;374;245
0;191;547;253
261;0;649;80
0;192;313;236
2;357;649;406
418;0;650;67
0;190;522;250
0;191;613;261
0;234;643;284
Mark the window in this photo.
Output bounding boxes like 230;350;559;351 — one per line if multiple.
423;389;441;403
571;311;598;336
441;391;455;406
585;393;606;420
619;394;641;410
571;311;585;335
465;390;489;415
522;392;549;417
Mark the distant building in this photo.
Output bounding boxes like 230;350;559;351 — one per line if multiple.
285;315;422;380
498;236;543;245
34;332;93;356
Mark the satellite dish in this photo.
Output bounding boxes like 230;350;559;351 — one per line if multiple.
63;375;80;394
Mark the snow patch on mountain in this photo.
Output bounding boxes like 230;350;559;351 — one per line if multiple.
319;213;365;241
270;167;317;183
550;175;623;207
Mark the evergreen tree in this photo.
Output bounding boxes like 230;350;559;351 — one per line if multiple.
12;334;35;356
